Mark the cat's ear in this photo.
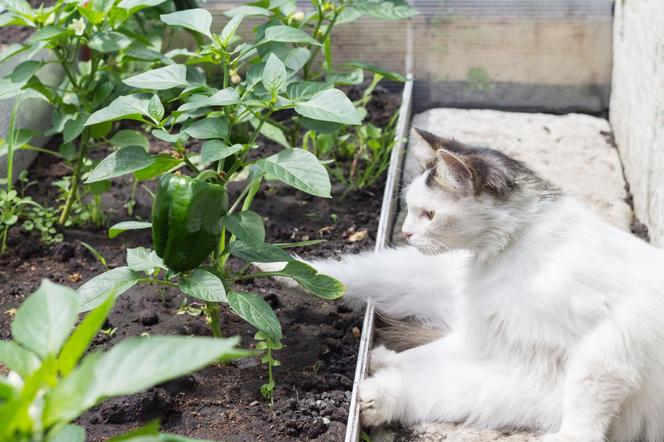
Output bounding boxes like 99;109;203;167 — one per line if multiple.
410;127;438;167
432;148;473;191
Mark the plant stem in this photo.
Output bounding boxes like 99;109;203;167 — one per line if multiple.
266;347;275;406
58;128;90;225
230;271;280;281
6;100;20;193
1;224;9;254
303;1;326;80
206;302;222;338
303;9;341;80
140;278;178;287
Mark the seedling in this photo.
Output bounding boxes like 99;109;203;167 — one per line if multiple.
0;279;248;441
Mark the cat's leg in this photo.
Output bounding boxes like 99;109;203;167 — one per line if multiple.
360;334;558;429
541;322;641;442
369;345;399;374
259;247;468;325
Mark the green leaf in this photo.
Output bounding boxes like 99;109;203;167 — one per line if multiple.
299;117;342;134
10;60;41;82
0;341;40;377
148;94;164;121
256;148;331;197
352;0;418;20
88;31;132;53
229;241;292;263
30;26;70;42
250;118;290;148
327;68;364;86
344;61;406;82
184;118;228;140
48;424;85;442
11;280;79;358
133;155;182;180
108;221;152;239
110;129;149;150
294;89;361;125
200;141;242;164
222;211;264;247
113;434;215;442
86;94;152;126
90;120;113;140
152;129;180;143
220;14;243;45
86;179;111;196
336;6;363;24
117;0;168;13
107;421;160;441
124;65;188;91
224;5;270;17
44;336;249;425
77;267;141;312
127;247;166;273
0;78;27;101
284;47;310;73
228;291;282;341
287;81;332;100
86;146;155;183
77;4;105;25
63;114;88;144
177;88;240;112
160;9;212;39
263;25;321;46
275;261;345;299
179;269;227;303
58;294;116;376
262;53;287;93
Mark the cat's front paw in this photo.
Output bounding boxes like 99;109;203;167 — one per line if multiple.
539;433;592;442
359;373;399;427
369;345;398;374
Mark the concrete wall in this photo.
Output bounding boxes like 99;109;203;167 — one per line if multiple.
209;0;613;114
610;0;664;245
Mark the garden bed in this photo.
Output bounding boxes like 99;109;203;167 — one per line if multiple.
0;85;404;440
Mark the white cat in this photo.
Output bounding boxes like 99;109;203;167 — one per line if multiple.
264;128;664;442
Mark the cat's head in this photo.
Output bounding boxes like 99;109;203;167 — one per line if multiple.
401;128;559;255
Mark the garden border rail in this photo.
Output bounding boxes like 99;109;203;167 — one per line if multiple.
344;75;414;442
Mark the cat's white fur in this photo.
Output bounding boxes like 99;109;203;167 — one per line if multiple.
264;131;664;441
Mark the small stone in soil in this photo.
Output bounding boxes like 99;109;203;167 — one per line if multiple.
264;292;282;309
137;310;159;326
16;239;41;259
52;242;75;261
160;374;198;395
232;357;259;369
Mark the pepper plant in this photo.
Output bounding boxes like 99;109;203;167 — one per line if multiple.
221;0;416;145
0;0;193;226
70;7;363;400
0;279;248;442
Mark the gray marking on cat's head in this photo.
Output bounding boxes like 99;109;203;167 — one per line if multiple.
411;127;561;201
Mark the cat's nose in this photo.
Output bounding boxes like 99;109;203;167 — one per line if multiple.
402;231;413;240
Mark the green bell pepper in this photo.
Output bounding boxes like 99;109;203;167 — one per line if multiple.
152;173;227;272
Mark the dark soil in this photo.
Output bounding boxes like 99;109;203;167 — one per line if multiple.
0;89;401;440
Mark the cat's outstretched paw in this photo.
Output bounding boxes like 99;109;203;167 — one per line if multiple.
359;373;399;427
539;433;593;442
369;345;398;374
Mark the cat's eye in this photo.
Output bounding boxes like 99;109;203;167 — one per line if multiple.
422;209;435;220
